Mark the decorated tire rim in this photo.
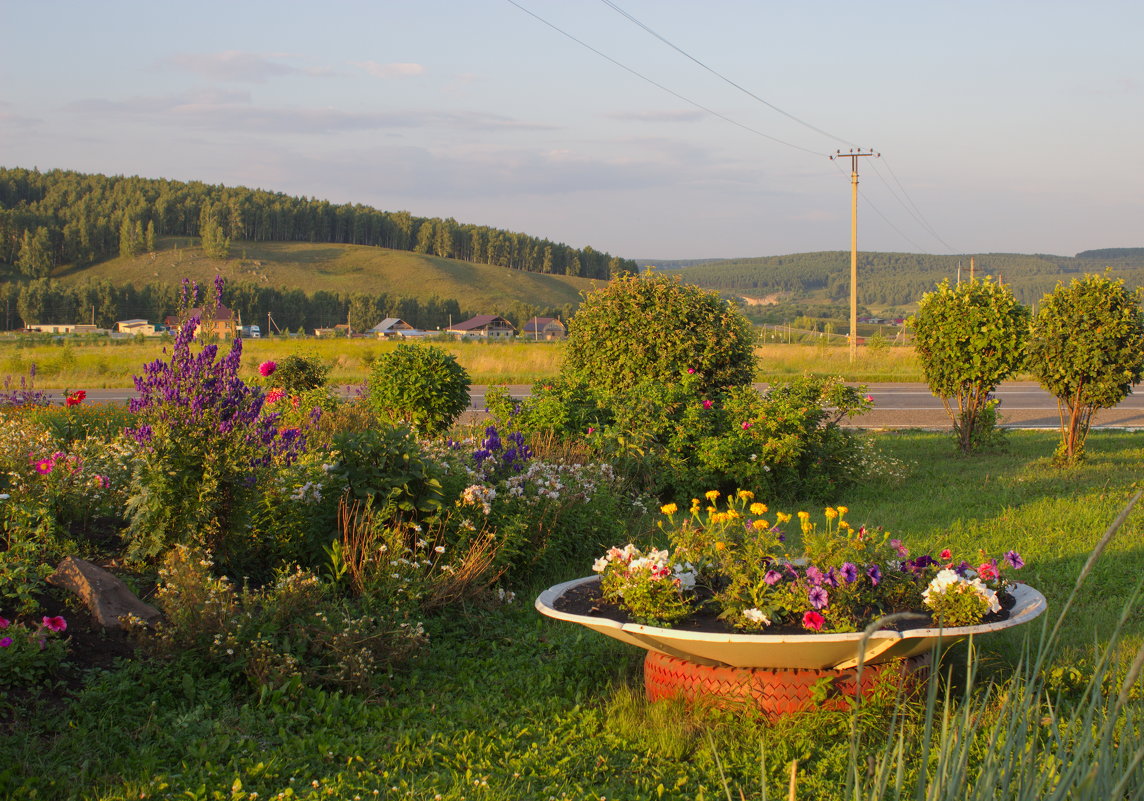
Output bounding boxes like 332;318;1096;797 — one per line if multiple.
643;649;930;717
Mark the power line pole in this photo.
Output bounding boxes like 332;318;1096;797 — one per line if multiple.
830;148;879;363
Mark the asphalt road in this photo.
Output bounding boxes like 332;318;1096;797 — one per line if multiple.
58;382;1144;430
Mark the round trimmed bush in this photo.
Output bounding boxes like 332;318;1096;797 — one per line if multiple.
563;272;756;396
368;344;470;436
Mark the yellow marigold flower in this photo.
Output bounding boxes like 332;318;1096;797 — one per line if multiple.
797;511;810;520
737;489;754;501
837;505;848;516
839;520;852;531
824;507;838;520
711;512;728;524
660;503;678;515
706;505;718;514
705;490;721;502
752;519;769;530
776;512;792;523
750;502;768;516
715;541;726;551
691;498;700;507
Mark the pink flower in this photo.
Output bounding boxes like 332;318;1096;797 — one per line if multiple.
34;458;53;475
265;388;285;404
864;395;874;403
0;637;11;648
687;368;696;374
41;616;67;633
940;548;952;560
0;617;9;629
702;399;714;409
802;610;825;631
258;361;277;377
741;421;752;430
586;427;595;435
977;562;999;581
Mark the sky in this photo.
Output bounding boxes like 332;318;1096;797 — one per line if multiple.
2;0;1142;261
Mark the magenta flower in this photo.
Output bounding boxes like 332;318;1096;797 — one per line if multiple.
890;539;909;557
587;427;595;435
702;399;713;409
41;616;67;633
865;395;874;403
866;565;882;586
808;586;829;610
0;617;9;629
763;569;782;585
34;458;53;475
0;637;11;648
940;548;952;560
265;388;285;404
802;610;825;631
258;361;277;377
741;421;752;430
1005;550;1024;569
687;368;696;374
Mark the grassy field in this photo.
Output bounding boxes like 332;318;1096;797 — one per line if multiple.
0;336;952;388
54;239;604;311
2;430;1141;800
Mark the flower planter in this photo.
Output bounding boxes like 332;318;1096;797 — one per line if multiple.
536;575;1047;715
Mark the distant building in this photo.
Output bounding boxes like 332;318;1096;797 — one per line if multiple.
446;315;516;340
179;305;238;339
521;316;566;341
116;319;161;336
26;323;108;335
369;318;424;338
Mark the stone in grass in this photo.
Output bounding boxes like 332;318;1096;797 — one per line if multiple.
47;556;162;630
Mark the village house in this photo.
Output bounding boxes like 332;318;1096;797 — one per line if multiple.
521;316;566;341
116;319;161;336
368;318;427;338
176;305;238;339
445;314;516;340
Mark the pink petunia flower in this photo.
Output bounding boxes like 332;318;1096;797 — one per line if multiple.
41;616;67;633
258;361;277;377
802;610;825;631
702;399;714;409
0;637;11;648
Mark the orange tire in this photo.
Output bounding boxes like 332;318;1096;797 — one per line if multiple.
643;650;929;718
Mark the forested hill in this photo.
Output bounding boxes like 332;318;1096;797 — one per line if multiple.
677;250;1144;307
0;167;637;280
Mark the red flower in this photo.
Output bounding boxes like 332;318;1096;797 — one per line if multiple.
258;361;277;377
702;399;714;409
940;548;952;560
741;421;752;430
65;390;86;407
802;610;825;631
41;616;67;633
977;562;999;581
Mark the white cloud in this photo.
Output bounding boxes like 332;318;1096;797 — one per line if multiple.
352;61;425;79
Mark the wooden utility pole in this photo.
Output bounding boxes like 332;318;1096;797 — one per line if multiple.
830;148;879;362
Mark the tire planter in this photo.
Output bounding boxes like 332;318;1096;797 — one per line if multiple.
644;650;930;718
536;575;1047;716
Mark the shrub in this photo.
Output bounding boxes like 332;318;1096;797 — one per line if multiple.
563;272;756;397
124;283;305;562
267;353;331;394
910;278;1029;453
1026;274;1144;465
329;426;444;519
367;343;470;436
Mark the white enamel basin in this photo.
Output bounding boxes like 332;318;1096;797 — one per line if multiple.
536;575;1048;669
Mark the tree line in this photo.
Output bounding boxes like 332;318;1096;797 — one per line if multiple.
677;251;1144;307
0;277;572;335
0;167;637;281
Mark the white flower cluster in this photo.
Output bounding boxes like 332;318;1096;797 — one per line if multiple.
503;461;617;505
742;608;771;626
922;568;1001;614
289;481;323;503
460;483;496;515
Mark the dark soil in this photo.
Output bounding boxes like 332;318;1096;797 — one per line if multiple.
553;578;1016;636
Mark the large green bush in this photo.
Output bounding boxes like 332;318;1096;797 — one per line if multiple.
563;272;756;396
1026;274;1144;465
367;343;470;436
910;278;1029;453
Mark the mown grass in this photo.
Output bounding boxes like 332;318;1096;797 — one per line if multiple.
2;431;1141;800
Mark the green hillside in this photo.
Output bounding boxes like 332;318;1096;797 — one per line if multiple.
678;250;1144;309
59;238;602;311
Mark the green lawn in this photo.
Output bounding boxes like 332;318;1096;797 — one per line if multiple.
2;430;1141;800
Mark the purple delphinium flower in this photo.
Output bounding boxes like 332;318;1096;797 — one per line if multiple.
764;569;782;586
1005;550;1025;569
808;586;829;610
866;565;882;586
840;562;858;583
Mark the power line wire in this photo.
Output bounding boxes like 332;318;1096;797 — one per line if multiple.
873;156;959;254
598;0;854;148
829;158;929;253
504;0;827;157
